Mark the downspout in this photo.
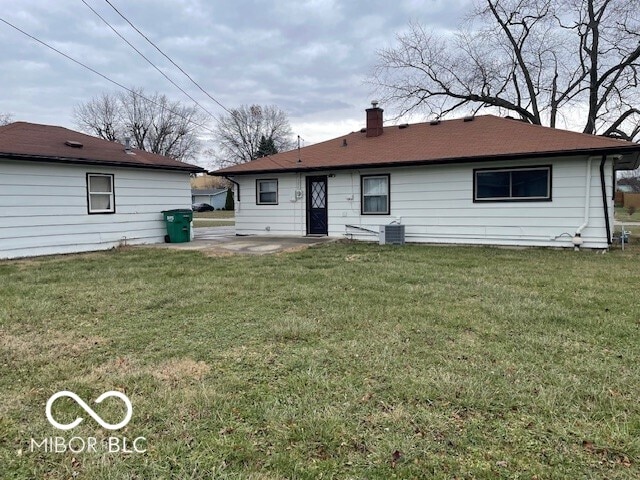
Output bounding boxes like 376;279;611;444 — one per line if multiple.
223;175;241;202
599;155;612;246
573;157;593;248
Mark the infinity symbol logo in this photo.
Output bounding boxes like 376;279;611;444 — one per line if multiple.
45;391;133;431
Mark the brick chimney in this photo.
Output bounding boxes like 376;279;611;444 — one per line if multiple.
366;101;383;137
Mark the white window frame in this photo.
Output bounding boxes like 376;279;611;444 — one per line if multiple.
256;179;278;205
361;174;390;215
87;173;115;214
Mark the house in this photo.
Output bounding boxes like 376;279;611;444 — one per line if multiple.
214;103;640;249
191;188;228;209
0;122;204;259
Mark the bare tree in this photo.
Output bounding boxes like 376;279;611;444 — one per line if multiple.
371;0;640;140
212;104;294;167
74;92;121;141
0;113;14;126
118;88;207;162
73;88;208;162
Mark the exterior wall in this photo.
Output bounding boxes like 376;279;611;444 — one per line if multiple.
231;156;614;249
0;160;192;259
234;174;308;236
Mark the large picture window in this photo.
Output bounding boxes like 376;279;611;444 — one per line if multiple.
474;166;551;202
256;179;278;205
361;174;390;215
87;173;115;214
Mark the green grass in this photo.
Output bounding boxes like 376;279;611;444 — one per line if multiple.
192;220;235;228
2;243;640;478
614;206;640;222
193;210;236;228
192;210;235;228
193;210;235;219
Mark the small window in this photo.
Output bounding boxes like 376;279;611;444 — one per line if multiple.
257;179;278;205
474;166;551;201
361;174;390;215
87;174;115;214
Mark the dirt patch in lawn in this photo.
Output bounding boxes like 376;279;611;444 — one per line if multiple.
0;330;107;360
151;358;211;384
84;356;211;386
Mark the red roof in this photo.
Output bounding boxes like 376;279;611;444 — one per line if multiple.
0;122;204;172
215;115;640;175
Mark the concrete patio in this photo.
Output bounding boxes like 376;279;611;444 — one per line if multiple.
152;226;335;255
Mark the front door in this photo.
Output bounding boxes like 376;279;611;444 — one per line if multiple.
306;175;328;235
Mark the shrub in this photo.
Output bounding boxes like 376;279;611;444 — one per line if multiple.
224;188;234;211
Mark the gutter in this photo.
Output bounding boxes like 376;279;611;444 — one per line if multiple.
0;152;205;173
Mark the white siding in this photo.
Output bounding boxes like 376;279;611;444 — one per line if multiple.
0;160;192;259
231;156;614;249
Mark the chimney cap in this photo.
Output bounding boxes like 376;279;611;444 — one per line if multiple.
365;101;384;137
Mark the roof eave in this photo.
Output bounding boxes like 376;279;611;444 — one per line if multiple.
0;152;205;173
211;145;640;176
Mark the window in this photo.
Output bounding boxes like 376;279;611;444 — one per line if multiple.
361;174;390;214
474;166;551;201
87;173;115;214
256;179;278;205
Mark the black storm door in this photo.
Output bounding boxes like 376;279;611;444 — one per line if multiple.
306;176;328;235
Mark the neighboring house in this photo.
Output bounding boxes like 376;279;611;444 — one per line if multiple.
214;104;640;249
191;188;228;209
0;122;204;259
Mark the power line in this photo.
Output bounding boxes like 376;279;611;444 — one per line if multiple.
0;15;218;135
103;0;234;116
80;0;217;120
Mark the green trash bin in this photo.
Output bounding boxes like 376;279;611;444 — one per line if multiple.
161;209;193;243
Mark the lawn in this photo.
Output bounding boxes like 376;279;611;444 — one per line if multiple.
193;210;235;219
614;206;640;223
1;243;639;478
193;210;235;228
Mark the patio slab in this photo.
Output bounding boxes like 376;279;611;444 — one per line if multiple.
151;227;335;255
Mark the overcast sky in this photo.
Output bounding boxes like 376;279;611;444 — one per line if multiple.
0;0;473;166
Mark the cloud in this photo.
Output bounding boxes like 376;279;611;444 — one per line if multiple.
0;0;474;149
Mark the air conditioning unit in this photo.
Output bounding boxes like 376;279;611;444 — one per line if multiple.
379;224;405;245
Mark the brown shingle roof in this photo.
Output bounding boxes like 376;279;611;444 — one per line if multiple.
0;121;204;172
215;115;640;175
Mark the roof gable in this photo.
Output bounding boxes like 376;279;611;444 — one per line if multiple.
0;122;204;172
215;115;640;175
